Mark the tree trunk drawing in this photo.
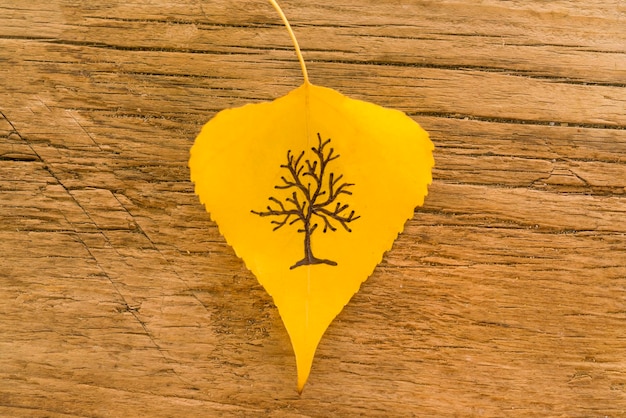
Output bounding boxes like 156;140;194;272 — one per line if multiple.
292;222;336;269
252;133;360;269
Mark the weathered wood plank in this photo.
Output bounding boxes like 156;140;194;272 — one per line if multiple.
1;0;624;416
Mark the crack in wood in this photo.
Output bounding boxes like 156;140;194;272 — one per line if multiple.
409;112;626;130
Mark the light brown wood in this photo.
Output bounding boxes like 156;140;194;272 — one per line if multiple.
1;0;625;416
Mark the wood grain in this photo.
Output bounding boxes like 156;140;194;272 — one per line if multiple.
1;0;625;416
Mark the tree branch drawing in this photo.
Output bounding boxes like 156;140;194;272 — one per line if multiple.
252;133;360;269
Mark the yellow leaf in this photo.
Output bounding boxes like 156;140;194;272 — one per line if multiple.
189;0;434;392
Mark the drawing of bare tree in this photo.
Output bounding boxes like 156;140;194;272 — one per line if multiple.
252;133;360;269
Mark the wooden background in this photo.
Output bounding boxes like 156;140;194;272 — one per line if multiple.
1;0;625;416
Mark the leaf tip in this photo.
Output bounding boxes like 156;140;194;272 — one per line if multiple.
293;343;316;394
297;374;308;394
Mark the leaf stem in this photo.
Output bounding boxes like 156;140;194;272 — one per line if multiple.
268;0;310;85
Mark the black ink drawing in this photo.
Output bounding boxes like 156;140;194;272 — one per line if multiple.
252;133;360;269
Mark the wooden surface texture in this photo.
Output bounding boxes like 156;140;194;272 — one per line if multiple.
1;0;625;416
